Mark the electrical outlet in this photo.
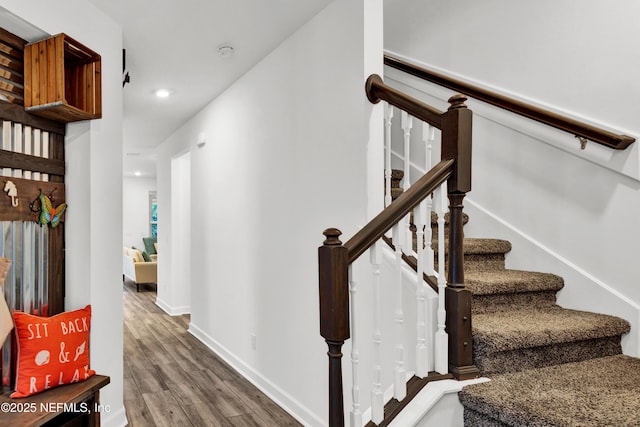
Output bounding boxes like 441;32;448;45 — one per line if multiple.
251;334;257;350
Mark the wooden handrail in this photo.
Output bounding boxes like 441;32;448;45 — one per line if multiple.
366;74;444;128
345;158;454;263
384;55;636;150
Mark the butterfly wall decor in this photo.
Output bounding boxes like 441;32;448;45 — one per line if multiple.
30;190;67;228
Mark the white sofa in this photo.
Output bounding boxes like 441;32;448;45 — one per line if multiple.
123;247;157;292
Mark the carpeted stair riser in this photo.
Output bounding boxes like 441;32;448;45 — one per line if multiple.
474;336;623;375
464;270;562;315
463;409;509;427
470;291;558;315
428;237;511;273
472;307;630;375
432;253;506;275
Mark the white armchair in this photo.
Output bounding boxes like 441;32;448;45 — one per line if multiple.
123;247;157;292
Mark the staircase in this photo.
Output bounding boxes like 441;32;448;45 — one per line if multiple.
390;170;635;426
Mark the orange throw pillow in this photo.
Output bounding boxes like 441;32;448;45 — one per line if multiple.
11;305;95;398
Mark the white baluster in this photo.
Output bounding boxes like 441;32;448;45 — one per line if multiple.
415;201;429;378
31;128;39;181
2;121;11;176
423;124;435;276
392;223;406;400
12;123;22;179
370;243;383;424
41;131;49;182
401;111;413;192
401;112;413;254
17;124;28;180
349;264;362;427
384;104;393;207
434;183;448;374
19;124;33;314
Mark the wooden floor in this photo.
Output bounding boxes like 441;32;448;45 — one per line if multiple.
123;280;302;427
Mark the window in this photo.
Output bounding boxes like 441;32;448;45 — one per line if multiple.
149;191;157;237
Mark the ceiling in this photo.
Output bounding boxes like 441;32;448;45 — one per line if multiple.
86;0;332;178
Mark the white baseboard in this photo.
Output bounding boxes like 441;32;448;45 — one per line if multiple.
155;297;190;316
188;322;325;427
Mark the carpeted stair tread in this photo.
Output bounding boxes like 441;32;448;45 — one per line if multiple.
458;238;511;256
465;270;563;296
459;354;640;427
473;306;630;353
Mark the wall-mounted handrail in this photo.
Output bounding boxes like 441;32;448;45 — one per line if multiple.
345;158;453;263
384;55;635;150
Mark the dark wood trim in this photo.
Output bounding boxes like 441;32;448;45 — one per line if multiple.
345;159;454;263
48;132;65;316
0;101;65;135
385;55;636;150
363;372;454;427
446;286;479;380
366;74;444;128
318;228;349;427
0;27;26;51
0;149;65;177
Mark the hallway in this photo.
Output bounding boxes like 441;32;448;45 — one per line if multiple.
122;281;301;426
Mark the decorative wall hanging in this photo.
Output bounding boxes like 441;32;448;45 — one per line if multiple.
30;190;67;228
3;180;18;207
0;177;66;224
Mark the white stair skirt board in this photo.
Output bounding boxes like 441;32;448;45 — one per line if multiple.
388;378;489;427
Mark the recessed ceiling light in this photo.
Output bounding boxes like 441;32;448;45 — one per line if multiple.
134;171;142;176
154;88;172;98
217;44;234;58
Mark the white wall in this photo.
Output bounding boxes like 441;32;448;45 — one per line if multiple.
156;1;383;424
123;177;156;249
155;152;190;315
384;0;640;354
0;2;126;426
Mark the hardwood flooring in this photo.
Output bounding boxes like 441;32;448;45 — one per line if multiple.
123;280;302;427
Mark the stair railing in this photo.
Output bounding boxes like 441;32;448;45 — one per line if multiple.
384;54;635;151
319;74;479;427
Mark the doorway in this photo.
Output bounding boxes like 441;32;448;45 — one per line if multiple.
158;151;191;314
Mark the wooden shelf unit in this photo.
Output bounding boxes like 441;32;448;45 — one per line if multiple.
24;33;102;122
0;375;110;426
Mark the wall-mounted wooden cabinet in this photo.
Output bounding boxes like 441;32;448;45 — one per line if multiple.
24;33;101;122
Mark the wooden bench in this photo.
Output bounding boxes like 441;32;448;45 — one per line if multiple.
0;375;109;426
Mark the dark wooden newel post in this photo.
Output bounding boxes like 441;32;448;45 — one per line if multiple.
319;228;349;427
441;95;480;380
